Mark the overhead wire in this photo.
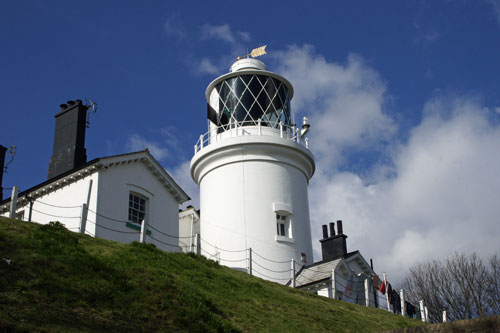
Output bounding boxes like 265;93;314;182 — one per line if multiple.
251;268;292;281
252;249;291;264
148;224;192;239
252;259;292;273
34;199;81;209
31;207;80;219
200;237;247;253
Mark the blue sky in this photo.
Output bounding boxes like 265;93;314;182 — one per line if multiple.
2;0;500;281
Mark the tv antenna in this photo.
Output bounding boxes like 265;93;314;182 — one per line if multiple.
3;145;16;174
84;99;98;128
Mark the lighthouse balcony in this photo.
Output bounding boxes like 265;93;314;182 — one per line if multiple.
193;120;310;155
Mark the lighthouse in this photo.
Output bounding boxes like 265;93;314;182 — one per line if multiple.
190;50;315;283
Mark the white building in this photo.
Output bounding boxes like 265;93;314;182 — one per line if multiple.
178;205;200;253
0;150;190;251
292;221;383;308
190;57;315;283
0;100;190;251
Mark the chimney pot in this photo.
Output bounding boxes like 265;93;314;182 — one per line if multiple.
59;104;67;110
337;220;343;235
322;224;328;239
67;100;75;106
329;222;336;237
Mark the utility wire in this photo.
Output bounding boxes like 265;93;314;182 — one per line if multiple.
96;223;140;234
31;208;80;219
34;199;81;209
148;224;192;239
87;208;130;224
146;234;182;249
200;237;247;253
252;250;291;264
252;268;291;281
252;259;292;273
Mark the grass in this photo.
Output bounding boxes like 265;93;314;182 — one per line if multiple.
0;217;424;332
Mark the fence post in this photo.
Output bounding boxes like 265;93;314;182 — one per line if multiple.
400;289;406;316
383;273;391;312
442;310;447;323
195;233;201;255
140;219;147;243
364;278;370;307
291;259;296;288
248;248;253;275
280;122;283;138
331;269;336;299
419;300;425;322
424;306;429;323
9;186;18;218
79;203;88;234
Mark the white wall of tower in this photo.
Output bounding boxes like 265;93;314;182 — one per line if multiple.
192;133;315;283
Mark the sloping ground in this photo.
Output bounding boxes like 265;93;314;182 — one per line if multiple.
0;217;424;332
380;315;500;333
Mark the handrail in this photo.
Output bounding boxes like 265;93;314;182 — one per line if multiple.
194;120;310;154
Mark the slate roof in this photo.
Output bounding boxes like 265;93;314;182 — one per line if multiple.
292;250;364;288
0;149;190;212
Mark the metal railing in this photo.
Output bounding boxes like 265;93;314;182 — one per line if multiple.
194;120;310;154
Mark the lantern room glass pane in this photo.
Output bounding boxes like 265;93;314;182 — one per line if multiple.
211;74;291;130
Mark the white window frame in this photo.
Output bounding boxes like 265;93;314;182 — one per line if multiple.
273;202;294;243
276;213;289;236
128;192;148;224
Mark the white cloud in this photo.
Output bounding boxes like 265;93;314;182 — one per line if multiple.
198;58;220;75
125;131;199;208
273;45;396;169
164;14;186;40
272;45;500;283
196;23;251;75
486;0;500;24
201;24;236;44
126;134;169;161
309;97;500;283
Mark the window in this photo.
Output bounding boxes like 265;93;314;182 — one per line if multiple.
273;203;294;243
128;193;147;224
276;213;288;237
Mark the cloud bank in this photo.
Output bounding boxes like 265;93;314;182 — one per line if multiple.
273;45;500;282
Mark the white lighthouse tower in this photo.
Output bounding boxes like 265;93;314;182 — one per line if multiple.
190;51;315;283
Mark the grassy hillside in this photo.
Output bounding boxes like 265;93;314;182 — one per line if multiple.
0;217;424;332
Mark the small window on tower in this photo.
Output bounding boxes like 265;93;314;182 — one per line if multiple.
276;213;288;237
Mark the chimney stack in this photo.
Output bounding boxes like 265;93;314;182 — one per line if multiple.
319;219;348;261
47;100;88;179
322;224;328;239
337;220;343;234
329;222;336;237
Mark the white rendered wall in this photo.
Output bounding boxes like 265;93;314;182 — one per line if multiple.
96;161;180;252
191;132;315;283
1;173;99;236
179;208;200;253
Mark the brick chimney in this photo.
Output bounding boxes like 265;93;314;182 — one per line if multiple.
320;220;348;261
47;100;88;179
